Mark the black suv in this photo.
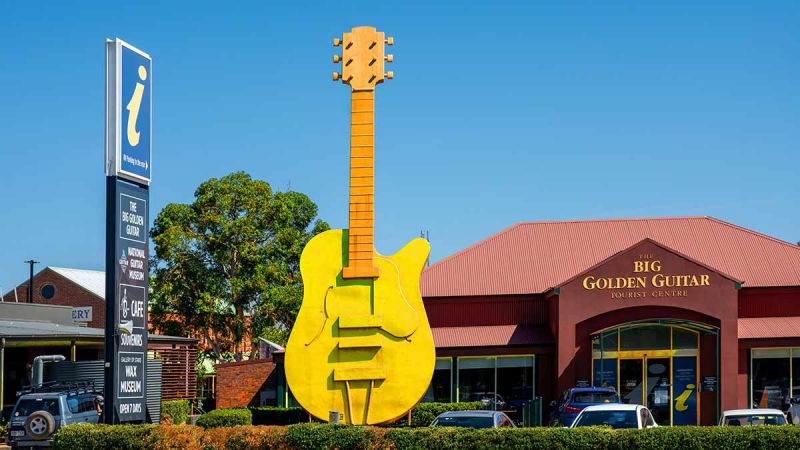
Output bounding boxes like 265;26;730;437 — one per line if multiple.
5;381;101;449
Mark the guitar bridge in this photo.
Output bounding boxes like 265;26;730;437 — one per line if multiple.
339;315;383;329
334;366;386;381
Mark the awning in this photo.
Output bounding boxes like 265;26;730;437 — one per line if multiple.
0;319;196;344
431;324;553;348
739;317;800;339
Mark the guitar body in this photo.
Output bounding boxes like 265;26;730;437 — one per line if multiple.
285;229;435;424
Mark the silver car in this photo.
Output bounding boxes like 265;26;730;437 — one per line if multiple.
431;410;516;428
719;408;787;426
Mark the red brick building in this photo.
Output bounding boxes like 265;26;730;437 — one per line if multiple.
215;359;278;409
415;216;800;426
3;267;106;328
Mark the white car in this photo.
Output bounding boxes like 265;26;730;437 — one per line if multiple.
719;408;787;426
570;404;657;429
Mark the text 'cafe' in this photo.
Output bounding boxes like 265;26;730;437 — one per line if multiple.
413;216;800;426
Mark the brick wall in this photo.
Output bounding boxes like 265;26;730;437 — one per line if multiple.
2;268;105;328
215;359;277;409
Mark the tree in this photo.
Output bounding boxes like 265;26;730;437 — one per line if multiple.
149;172;329;361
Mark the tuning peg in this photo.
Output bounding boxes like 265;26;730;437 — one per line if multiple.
385;37;394;46
333;55;341;63
385;71;394;80
333;38;342;47
385;54;394;63
333;72;340;81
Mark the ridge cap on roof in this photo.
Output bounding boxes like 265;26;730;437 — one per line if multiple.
516;215;709;226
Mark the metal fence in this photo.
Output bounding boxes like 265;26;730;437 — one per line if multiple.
520;397;543;427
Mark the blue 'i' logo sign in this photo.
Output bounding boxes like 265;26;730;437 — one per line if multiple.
120;45;151;181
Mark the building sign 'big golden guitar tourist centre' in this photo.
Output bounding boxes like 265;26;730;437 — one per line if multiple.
583;257;712;299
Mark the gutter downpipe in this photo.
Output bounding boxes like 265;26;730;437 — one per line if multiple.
1;338;5;412
32;354;65;387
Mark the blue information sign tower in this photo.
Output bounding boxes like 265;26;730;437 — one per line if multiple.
104;38;152;424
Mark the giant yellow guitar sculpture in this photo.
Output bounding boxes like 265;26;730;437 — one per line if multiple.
284;27;435;425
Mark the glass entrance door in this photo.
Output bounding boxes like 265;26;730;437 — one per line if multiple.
645;358;671;426
618;357;671;426
619;359;644;405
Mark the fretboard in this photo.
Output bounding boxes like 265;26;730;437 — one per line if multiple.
342;90;379;279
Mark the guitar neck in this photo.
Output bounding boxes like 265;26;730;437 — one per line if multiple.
343;90;379;279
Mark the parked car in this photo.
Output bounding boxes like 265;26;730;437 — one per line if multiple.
6;381;101;449
571;404;657;429
719;408;787;426
430;410;516;428
550;387;620;427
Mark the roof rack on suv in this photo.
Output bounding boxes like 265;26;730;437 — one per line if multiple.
16;380;99;397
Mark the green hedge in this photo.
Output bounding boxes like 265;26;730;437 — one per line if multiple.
53;424;154;450
53;423;800;450
405;402;484;427
195;408;252;428
161;399;191;425
250;406;308;425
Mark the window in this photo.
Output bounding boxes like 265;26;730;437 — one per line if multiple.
13;398;61;417
40;283;56;300
423;358;452;402
620;326;670;351
433;415;494;428
724;414;787;426
67;396;81;414
645;409;656;427
752;348;793;410
458;357;495;404
496;356;534;413
572;391;619;403
672;327;698;349
458;355;535;425
592;330;619;353
573;410;637;429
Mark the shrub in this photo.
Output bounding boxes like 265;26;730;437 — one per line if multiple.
202;425;289;450
52;422;800;450
161;400;191;425
147;425;204;450
406;402;484;427
285;423;385;450
52;424;154;450
250;406;308;425
195;408;253;429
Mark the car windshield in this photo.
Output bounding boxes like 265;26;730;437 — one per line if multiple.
13;398;60;417
573;410;638;429
572;391;619;404
434;416;495;428
724;414;786;426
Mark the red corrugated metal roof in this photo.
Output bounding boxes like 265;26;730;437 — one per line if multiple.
431;325;553;348
739;317;800;339
422;217;800;297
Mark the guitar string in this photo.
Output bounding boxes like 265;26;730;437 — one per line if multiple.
375;253;420;339
305;286;333;346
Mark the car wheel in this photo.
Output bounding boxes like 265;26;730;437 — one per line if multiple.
24;410;56;441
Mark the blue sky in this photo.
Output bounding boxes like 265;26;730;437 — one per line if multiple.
1;1;798;291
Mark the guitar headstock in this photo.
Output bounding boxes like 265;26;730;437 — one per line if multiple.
333;26;394;91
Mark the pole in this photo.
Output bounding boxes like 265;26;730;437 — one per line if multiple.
104;175;117;424
23;260;39;303
1;338;5;412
